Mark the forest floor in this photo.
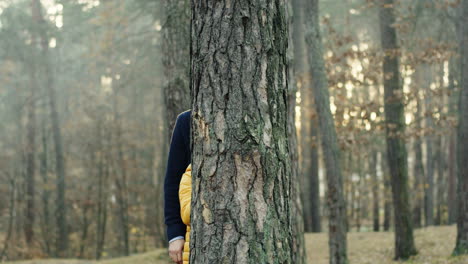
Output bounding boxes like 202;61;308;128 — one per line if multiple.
5;225;467;264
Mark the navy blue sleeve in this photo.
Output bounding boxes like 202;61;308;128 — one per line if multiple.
164;113;189;241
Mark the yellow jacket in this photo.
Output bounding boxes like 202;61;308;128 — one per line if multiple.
179;164;192;264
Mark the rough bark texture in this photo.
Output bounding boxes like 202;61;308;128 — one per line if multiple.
378;0;417;259
293;0;321;234
162;0;191;136
304;0;347;263
190;1;295;263
453;0;468;256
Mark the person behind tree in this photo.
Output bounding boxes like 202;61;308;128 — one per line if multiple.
164;110;191;264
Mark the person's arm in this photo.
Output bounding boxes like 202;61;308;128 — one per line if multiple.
164;114;189;242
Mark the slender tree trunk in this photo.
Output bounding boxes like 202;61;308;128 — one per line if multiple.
32;0;68;256
305;0;347;262
448;59;458;224
371;151;380;231
25;60;37;246
112;91;130;256
288;3;307;263
0;175;16;261
95;122;108;260
413;95;424;228
378;0;417;259
190;1;296;262
39;123;52;255
162;0;191;135
435;136;445;225
25;0;40;248
383;152;392;231
453;0;468;255
423;64;435;226
292;0;321;234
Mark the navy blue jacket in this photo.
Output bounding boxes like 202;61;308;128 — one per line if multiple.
164;110;191;241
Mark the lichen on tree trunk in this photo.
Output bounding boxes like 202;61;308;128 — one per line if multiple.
189;1;295;263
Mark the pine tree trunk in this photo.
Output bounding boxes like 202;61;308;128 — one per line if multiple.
423;64;435;226
288;2;307;263
25;18;37;243
435;135;445;225
162;0;191;135
305;0;347;262
292;0;321;233
413;94;424;228
378;0;417;259
371;151;380;232
447;59;458;225
190;1;295;263
453;0;468;256
32;0;68;256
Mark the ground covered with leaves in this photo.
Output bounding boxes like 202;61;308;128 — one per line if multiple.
6;226;467;264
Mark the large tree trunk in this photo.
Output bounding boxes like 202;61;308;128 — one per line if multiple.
190;1;296;263
305;0;347;263
162;0;191;135
453;0;468;256
378;0;417;259
32;0;68;256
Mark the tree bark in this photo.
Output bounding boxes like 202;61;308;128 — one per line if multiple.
453;0;468;256
292;0;321;234
448;59;458;225
162;0;191;136
190;1;296;263
378;0;417;259
305;0;347;262
423;64;435;226
413;93;424;228
287;2;307;263
371;151;380;232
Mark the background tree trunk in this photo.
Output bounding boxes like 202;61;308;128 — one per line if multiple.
423;64;435;227
371;151;380;232
453;0;468;256
379;0;417;259
190;0;295;263
32;0;68;256
162;0;191;135
292;0;321;234
305;0;348;262
413;93;424;228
